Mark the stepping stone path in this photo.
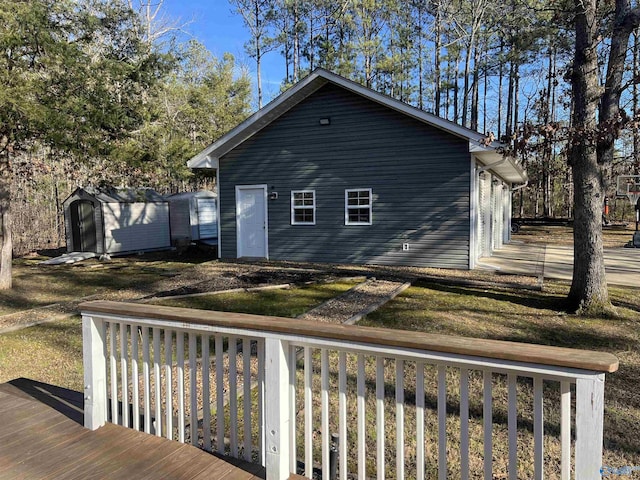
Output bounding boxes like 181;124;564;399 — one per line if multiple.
297;278;411;324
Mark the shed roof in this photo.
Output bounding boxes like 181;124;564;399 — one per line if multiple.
66;187;166;204
188;68;527;184
166;190;217;201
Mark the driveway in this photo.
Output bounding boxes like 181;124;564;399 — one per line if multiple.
482;241;640;288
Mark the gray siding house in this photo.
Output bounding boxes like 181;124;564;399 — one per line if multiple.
188;69;527;269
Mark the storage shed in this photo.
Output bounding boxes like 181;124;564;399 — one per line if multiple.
62;187;171;255
166;190;218;246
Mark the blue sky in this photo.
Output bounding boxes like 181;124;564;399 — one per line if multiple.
162;0;284;105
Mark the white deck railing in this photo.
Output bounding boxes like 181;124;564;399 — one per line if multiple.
81;300;618;480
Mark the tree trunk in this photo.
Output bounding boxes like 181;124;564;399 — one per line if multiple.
634;31;639;173
462;38;472;128
506;61;514;139
434;1;441;116
497;43;504;140
0;152;12;290
453;51;460;124
568;0;608;312
471;43;480;131
293;1;300;82
255;1;263;109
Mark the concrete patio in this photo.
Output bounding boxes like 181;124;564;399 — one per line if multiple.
482;241;640;288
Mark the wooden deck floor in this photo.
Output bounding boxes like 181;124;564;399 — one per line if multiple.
0;378;265;480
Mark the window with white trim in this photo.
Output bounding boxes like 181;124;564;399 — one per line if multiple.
291;190;316;225
345;188;372;225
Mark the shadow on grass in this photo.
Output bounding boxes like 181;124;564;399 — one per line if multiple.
415;280;569;312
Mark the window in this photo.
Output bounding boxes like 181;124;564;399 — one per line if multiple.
345;188;372;225
291;190;315;225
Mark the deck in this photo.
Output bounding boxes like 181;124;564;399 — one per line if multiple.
0;378;265;480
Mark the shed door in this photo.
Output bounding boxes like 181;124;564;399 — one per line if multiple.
236;186;268;258
196;198;217;239
70;200;97;252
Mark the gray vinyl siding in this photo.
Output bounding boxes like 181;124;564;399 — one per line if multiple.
219;83;471;269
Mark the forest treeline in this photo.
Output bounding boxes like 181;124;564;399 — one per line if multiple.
4;0;640;258
232;0;640;221
2;0;253;256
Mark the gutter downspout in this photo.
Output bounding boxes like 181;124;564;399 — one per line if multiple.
511;180;528;192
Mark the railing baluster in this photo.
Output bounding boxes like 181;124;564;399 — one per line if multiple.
437;365;446;480
153;327;161;437
258;339;265;466
561;381;571;480
131;324;139;431
533;376;543;480
230;336;238;457
109;322;117;425
177;331;185;443
376;355;385;480
100;320;108;424
120;323;128;428
396;359;404;480
189;332;197;446
289;344;297;474
460;368;469;480
321;348;330;479
202;334;211;452
416;362;425;480
216;335;224;454
245;338;253;463
357;354;366;480
338;351;347;480
164;329;172;440
508;373;518;480
484;371;493;480
142;326;150;434
304;346;313;479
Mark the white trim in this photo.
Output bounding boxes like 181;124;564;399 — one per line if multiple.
216;169;222;259
469;158;477;270
235;184;269;259
290;190;316;225
345;188;373;226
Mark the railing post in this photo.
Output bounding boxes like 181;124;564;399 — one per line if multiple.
82;313;107;430
575;374;605;479
264;337;292;480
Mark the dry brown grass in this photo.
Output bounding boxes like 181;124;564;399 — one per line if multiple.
513;224;636;248
359;279;640;478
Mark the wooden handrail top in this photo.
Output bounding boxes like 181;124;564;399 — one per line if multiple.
79;300;619;373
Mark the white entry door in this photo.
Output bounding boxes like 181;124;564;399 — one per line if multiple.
236;185;268;258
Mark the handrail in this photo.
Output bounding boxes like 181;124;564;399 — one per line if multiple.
80;300;619;373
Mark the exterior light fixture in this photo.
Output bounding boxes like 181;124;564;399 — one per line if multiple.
319;118;331;125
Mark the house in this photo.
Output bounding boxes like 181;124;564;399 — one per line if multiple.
187;69;527;269
62;187;171;255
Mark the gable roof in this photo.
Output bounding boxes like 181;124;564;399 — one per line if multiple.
188;68;527;184
64;187;166;205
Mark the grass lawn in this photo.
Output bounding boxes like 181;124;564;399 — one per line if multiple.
151;280;358;318
0;280;358;390
358;278;640;476
1;254;203;315
513;224;636;248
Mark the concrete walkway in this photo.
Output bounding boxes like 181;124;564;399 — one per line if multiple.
482;241;640;287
